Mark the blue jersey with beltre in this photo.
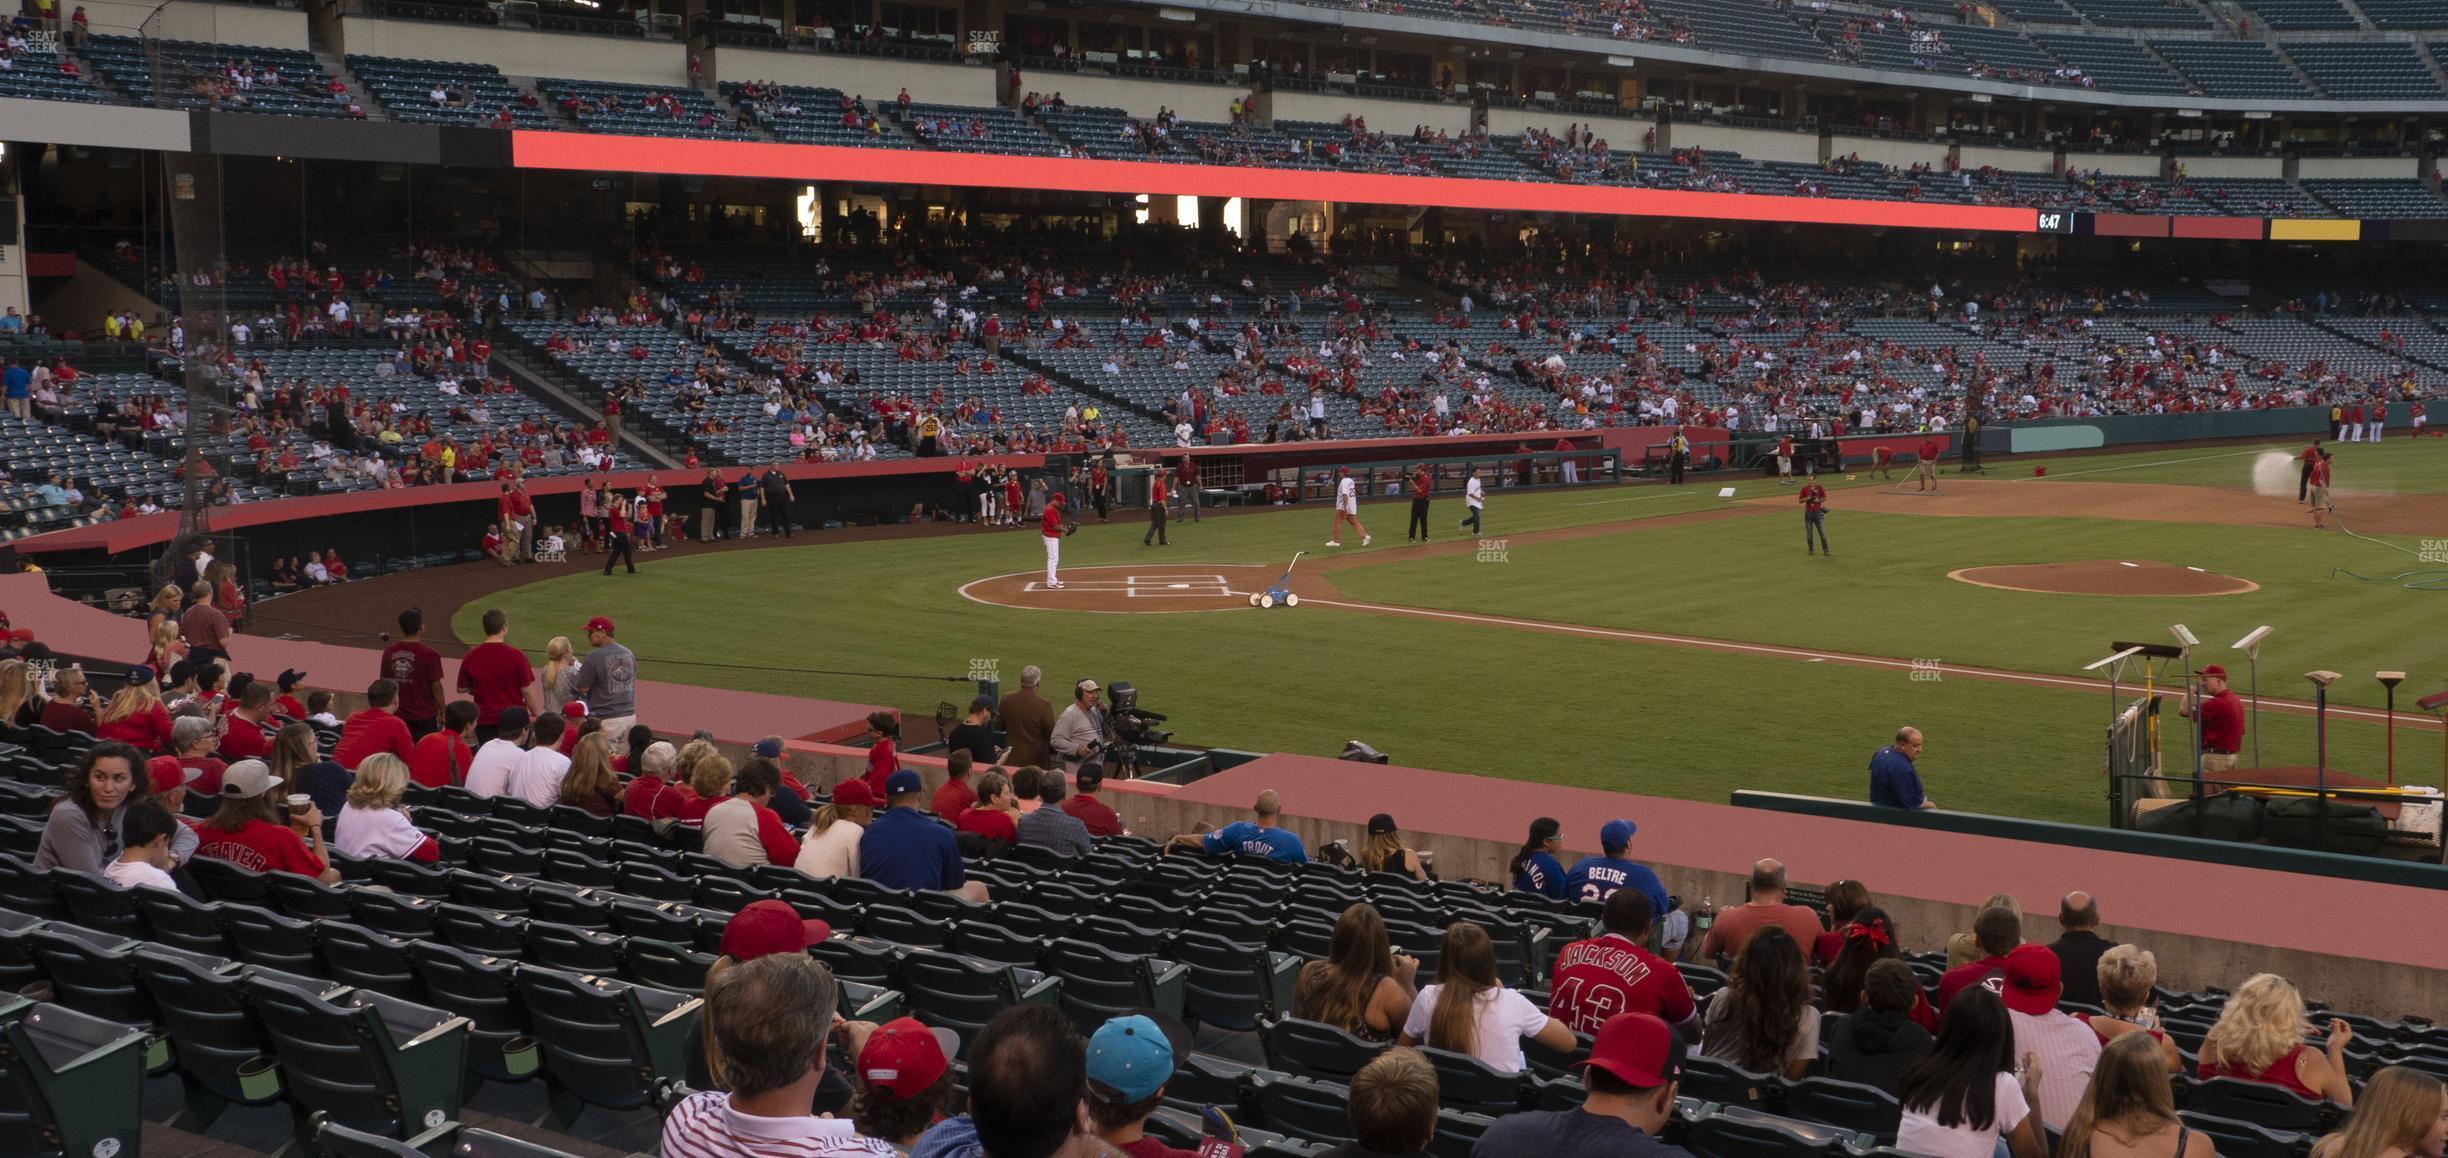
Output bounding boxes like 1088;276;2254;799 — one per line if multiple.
1868;746;1925;809
1565;854;1670;916
1203;821;1307;863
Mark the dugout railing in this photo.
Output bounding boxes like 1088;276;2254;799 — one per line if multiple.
1275;449;1623;506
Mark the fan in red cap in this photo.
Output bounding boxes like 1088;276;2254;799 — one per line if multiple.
2177;663;2246;775
717;899;831;964
1999;944;2098;1132
849;1017;961;1149
1475;1012;1685;1152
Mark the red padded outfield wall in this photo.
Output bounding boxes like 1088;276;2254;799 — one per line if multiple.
511;132;2045;234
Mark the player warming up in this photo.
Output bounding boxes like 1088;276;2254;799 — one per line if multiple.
1461;468;1485;535
1042;492;1071;587
1800;477;1831;556
1326;467;1371;547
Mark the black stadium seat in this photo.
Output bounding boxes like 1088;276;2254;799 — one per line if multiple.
0;998;149;1158
243;974;470;1151
2186;1075;2326;1132
1686;1104;1863;1158
130;946;294;1129
2179;1110;2309;1158
1781;1075;1904;1144
1260;1016;1388;1082
512;964;701;1128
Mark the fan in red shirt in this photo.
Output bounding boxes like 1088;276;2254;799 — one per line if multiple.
1060;764;1126;838
2179;664;2247;774
332;680;416;771
955;772;1020;843
1800;479;1830;556
272;669;309;722
379;608;447;737
1936;906;2023;1010
623;739;688;820
932;752;978;823
1549;890;1696;1035
861;711;900;795
455;609;536;740
407;702;479;788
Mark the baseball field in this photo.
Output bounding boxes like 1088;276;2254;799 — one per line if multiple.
450;438;2448;827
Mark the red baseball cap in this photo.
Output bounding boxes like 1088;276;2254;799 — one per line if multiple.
719;900;832;962
1575;1012;1683;1089
584;616;615;634
2201;665;2228;679
148;755;199;795
7;627;29;643
562;700;588;718
830;779;877;808
858;1017;958;1101
2001;944;2062;1016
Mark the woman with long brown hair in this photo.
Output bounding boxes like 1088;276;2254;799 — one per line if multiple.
557;732;622;816
2059;1032;2203;1158
0;659;37;728
1398;921;1573;1072
1293;902;1419;1042
2310;1067;2447;1158
1699;925;1819;1078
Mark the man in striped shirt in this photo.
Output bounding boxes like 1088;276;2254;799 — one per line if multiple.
660;953;898;1158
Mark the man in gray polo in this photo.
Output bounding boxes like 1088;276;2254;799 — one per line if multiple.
568;615;638;756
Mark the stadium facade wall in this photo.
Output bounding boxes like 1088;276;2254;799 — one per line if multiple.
2063;149;2162;178
1016;72;1252;121
337;15;682;86
1957;143;2058;174
1676;122;1820;164
1829;135;1948;171
2298;156;2424;180
0;97;192;152
2179;155;2285;179
75;0;310;48
1484;106;1655;146
1995;404;2334;453
704;45;996;107
1262;90;1471;135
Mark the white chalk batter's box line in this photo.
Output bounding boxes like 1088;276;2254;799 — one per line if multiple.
1023;574;1234;597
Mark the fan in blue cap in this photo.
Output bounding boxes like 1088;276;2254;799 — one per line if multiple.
1563;817;1671;920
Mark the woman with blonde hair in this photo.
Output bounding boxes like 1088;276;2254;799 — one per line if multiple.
538;636;577;715
2077;945;2183;1073
1293;901;1419;1042
146;584;183;637
2058;1033;2206;1158
2197;974;2355;1107
1398;921;1574;1072
335;753;439;862
679;750;735;825
2310;1067;2448;1158
1948;893;2021;968
794;778;874;877
557;733;622;816
144;619;185;675
96;668;174;752
0;659;37;728
1357;812;1426;880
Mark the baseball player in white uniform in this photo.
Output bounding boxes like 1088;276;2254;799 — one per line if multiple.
1461;469;1485;535
1326;466;1371;547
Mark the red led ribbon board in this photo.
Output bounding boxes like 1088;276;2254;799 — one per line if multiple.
511;131;2041;234
2170;217;2266;240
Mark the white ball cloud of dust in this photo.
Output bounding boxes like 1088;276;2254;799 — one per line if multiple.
2249;451;2298;498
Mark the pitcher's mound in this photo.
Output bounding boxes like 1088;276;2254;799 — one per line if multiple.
1948;560;2258;597
961;564;1335;613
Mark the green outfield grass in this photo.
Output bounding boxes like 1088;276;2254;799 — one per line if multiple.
454;438;2445;827
2013;437;2448;494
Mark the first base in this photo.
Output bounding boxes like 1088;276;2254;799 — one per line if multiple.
1845;474;1857;480
1717;487;1737;498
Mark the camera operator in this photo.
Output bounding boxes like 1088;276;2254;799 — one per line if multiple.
1050;679;1104;775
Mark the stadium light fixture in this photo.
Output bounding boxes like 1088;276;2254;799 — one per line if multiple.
2305;671;2342;801
2169;624;2199;649
2232;626;2272;769
2378;672;2406;785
